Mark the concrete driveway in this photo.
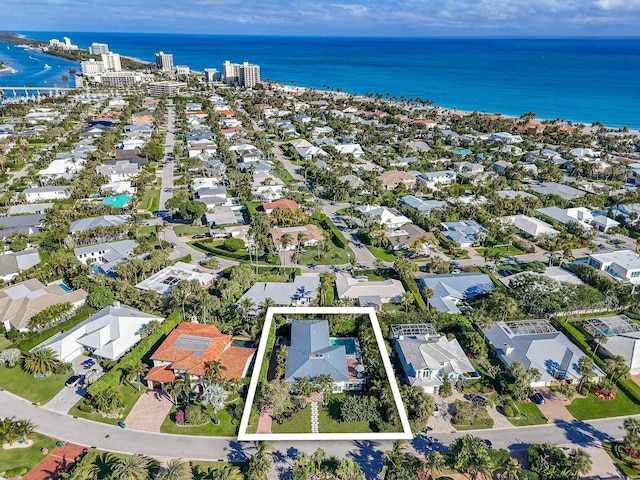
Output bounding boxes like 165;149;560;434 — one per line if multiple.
45;356;103;413
535;387;575;423
124;391;173;432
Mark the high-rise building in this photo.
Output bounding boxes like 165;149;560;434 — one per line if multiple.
101;53;122;72
204;68;222;83
154;52;174;72
240;62;260;88
81;59;105;75
223;60;261;88
89;43;109;55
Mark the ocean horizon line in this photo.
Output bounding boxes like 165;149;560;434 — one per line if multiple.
10;31;640;41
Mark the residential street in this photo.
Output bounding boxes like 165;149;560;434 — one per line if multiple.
1;389;633;469
158;101;176;211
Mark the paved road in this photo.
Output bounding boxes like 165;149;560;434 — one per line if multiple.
164;226;239;271
271;145;305;182
1;389;632;463
158;102;176;211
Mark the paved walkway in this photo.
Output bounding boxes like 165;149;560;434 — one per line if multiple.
124;391;173;432
23;442;85;480
487;405;515;429
311;402;319;434
257;407;273;434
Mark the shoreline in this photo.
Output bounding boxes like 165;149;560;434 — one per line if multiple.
2;31;637;132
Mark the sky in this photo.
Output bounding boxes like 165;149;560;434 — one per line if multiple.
2;0;640;37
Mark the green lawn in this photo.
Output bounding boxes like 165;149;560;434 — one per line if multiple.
139;189;160;212
173;225;210;236
0;365;67;404
567;388;640;420
271;405;312;433
298;241;354;266
367;246;396;262
0;432;58;474
603;442;640;479
279;169;296;185
160;405;237;436
69;383;143;425
477;245;528;257
507;402;548;427
317;404;376;434
0;335;13;352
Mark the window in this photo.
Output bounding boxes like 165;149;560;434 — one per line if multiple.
632;271;640;278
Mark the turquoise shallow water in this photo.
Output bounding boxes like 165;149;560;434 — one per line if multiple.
2;33;639;129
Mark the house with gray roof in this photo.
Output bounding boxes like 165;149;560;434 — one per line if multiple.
285;319;364;392
529;182;586;201
70;215;130;234
400;195;446;214
0;250;41;282
0;215;45;240
238;274;320;313
392;323;478;393
23;186;71;203
418;272;495;314
440;220;484;247
74;240;139;276
335;273;405;306
8;203;54;215
482;320;605;386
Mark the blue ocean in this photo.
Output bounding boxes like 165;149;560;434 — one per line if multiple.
1;32;639;129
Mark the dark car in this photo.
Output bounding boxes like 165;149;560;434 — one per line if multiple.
192;234;208;239
464;393;489;407
81;358;95;369
65;374;84;388
532;391;546;404
483;439;493;448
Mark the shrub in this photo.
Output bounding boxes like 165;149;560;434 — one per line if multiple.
185;405;209;425
4;467;28;476
0;347;21;367
223;238;245;252
502;404;515;418
87;286;115;310
78;404;93;414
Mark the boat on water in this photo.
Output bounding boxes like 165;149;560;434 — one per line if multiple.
44;64;52;69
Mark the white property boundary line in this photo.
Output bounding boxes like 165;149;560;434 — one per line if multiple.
237;306;413;441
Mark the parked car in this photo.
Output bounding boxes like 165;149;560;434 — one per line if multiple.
81;358;95;369
192;234;208;239
464;393;489;407
65;374;84;388
532;391;546;404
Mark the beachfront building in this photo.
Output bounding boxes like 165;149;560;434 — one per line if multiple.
392;324;478;393
285;319;365;393
223;60;261;88
155;51;174;72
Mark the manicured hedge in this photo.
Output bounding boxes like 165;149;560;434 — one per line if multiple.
87;310;181;396
15;305;97;352
258;320;277;383
193;241;250;261
311;213;349;249
401;277;427;310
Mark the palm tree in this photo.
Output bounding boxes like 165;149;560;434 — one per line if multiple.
603;355;629;382
568;448;592;480
204;360;227;385
127;361;148;391
108;453;157;480
156;459;193;480
15;419;35;442
593;331;608;356
22;348;58;375
254;440;275;458
60;460;97;480
382;440;407;478
166;374;192;405
401;292;414;314
0;417;20;445
500;458;521;480
424;451;445;479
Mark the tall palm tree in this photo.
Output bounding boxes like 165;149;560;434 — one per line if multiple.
156;459;193;480
0;417;19;445
204;360;227;385
254;440;275;458
15;419;36;441
127;361;148;391
22;348;58;375
108;453;157;480
568;448;592;480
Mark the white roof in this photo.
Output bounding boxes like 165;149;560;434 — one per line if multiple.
70;215;130;233
335;274;405;301
590;250;640;270
501;214;559;237
135;262;215;295
41;303;164;362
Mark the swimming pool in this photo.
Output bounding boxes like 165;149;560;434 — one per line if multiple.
101;195;132;209
330;338;357;356
59;283;72;292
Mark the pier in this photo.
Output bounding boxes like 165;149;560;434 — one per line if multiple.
0;86;75;99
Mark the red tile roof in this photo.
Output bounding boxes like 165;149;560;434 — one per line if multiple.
263;199;300;212
147;323;254;381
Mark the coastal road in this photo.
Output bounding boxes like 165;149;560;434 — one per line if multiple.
3;386;631;465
